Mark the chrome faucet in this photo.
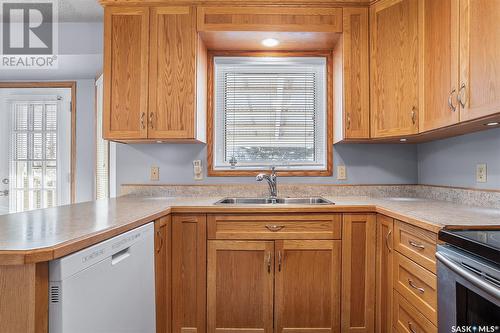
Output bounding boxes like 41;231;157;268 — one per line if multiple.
256;166;278;198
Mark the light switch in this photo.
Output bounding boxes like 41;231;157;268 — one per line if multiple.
476;164;487;183
337;165;347;180
150;166;160;181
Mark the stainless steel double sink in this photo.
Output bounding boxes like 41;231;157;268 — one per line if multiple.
214;197;334;205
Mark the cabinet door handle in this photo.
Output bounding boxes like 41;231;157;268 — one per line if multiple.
385;229;392;252
266;252;272;273
408;240;425;250
278;251;282;272
265;224;285;232
411;107;417;125
149;112;155;130
408;278;425;294
140;112;146;130
156;230;163;254
346;115;351;130
448;89;457;112
408;321;417;333
457;83;466;108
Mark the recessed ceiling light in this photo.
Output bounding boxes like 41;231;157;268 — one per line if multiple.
485;122;499;126
262;38;280;47
400;138;407;142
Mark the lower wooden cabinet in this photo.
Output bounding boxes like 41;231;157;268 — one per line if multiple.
375;215;394;333
172;214;207;333
275;240;341;333
207;240;274;333
207;239;341;333
341;214;376;333
155;216;171;333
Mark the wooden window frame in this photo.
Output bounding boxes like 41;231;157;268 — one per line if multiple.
0;81;77;203
207;50;333;177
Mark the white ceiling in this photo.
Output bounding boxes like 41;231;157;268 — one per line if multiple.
58;0;103;22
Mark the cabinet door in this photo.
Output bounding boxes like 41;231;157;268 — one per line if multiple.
103;7;149;140
343;8;370;139
375;215;394;333
207;241;274;333
149;6;196;139
459;0;500;121
172;214;206;333
341;214;376;333
421;0;460;132
155;216;171;333
275;240;341;333
370;0;420;138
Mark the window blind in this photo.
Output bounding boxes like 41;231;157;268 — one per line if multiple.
10;101;58;212
95;75;109;200
213;57;327;170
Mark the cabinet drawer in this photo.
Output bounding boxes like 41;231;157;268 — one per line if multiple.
207;214;341;240
393;291;437;333
394;220;437;273
394;253;437;325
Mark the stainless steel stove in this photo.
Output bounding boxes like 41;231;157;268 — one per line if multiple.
437;229;500;332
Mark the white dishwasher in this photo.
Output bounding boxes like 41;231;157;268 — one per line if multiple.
49;222;156;333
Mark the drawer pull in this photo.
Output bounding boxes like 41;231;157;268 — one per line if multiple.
385;229;392;252
265;224;285;232
408;240;425;250
408;279;425;294
408;321;417;333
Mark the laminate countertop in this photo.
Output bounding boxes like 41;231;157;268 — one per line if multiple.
0;195;499;265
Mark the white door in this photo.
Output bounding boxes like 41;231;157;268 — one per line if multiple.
0;88;72;215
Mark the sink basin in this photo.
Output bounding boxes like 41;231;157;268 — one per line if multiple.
215;197;334;205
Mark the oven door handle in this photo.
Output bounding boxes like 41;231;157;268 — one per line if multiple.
436;252;500;299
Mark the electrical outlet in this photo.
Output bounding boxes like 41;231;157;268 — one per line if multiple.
150;166;160;181
193;160;203;180
476;164;487;183
337;165;347;180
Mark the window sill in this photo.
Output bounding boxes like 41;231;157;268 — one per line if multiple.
207;169;332;177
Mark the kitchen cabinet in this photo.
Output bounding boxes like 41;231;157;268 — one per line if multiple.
103;6;149;140
375;215;393;333
171;214;206;333
341;213;376;333
421;0;460;132
334;7;370;142
458;0;500;122
207;241;274;333
275;240;341;332
103;6;206;142
370;0;420;138
155;216;171;333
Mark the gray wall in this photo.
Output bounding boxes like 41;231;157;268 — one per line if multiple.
115;143;418;190
75;79;96;202
417;128;500;190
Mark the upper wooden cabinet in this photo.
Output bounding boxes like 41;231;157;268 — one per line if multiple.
104;6;206;142
421;0;460;132
334;7;370;142
197;6;343;32
370;0;421;138
458;0;500;122
103;7;149;140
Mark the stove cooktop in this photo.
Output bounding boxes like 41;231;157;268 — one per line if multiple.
438;229;500;264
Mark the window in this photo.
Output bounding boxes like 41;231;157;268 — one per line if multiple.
210;55;331;175
10;101;59;211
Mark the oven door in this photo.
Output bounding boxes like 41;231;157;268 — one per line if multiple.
436;245;500;333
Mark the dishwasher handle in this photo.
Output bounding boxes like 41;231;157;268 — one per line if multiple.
111;247;131;265
436;251;500;299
